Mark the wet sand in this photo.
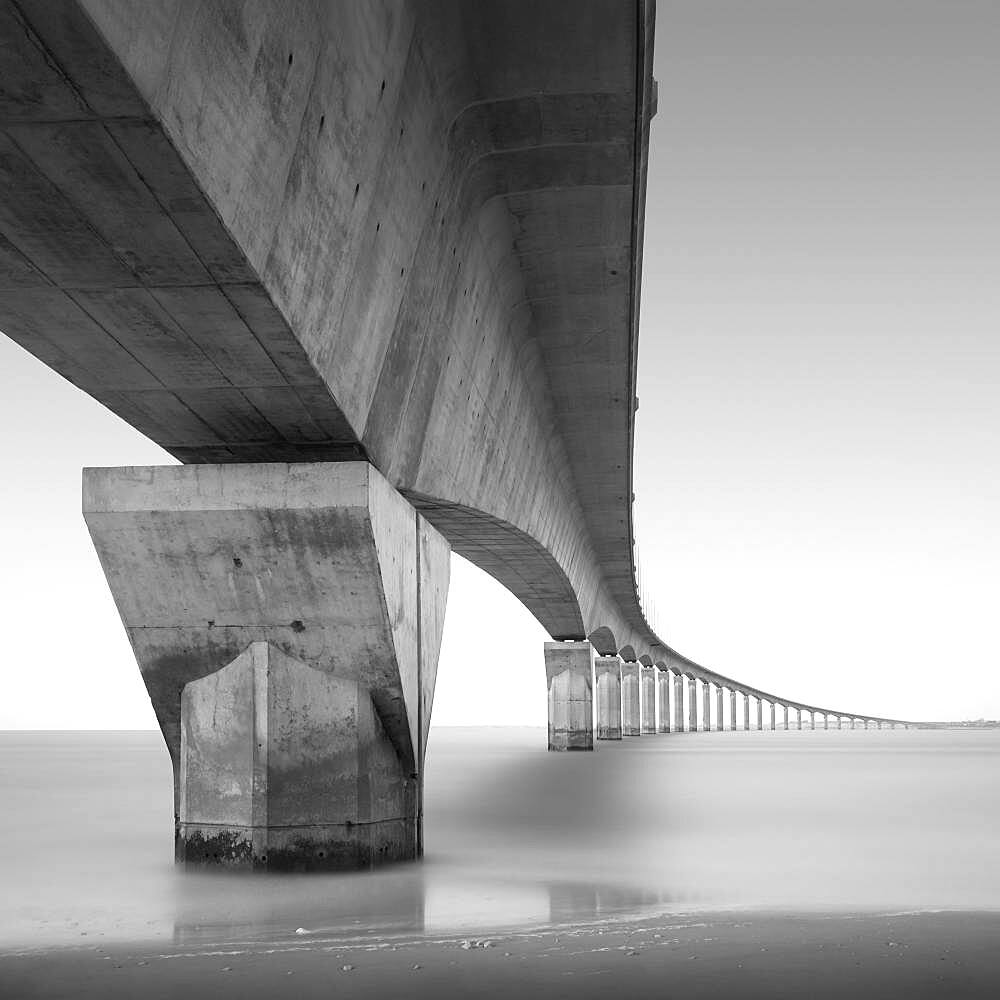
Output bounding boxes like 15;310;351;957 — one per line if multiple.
3;909;999;999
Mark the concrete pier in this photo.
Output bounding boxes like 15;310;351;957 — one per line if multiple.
756;697;763;731
783;705;790;731
702;680;712;732
770;701;777;731
687;675;698;732
823;713;829;730
84;462;449;871
810;711;816;731
594;656;624;740
621;661;641;737
797;708;803;731
657;669;672;733
640;665;657;734
716;684;724;731
674;672;685;732
730;688;737;731
743;693;750;731
545;642;597;751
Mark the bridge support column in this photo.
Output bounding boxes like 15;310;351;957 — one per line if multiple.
687;676;698;732
640;666;657;734
743;693;750;731
810;711;816;731
715;684;724;731
594;656;624;740
673;672;684;732
796;708;803;731
621;661;641;736
702;680;712;732
729;688;737;731
783;705;789;731
83;462;449;871
545;642;596;751
823;713;828;730
770;701;776;731
656;668;671;733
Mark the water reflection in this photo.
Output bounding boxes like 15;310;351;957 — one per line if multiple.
2;727;999;952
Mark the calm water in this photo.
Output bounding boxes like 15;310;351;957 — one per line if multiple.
1;727;998;951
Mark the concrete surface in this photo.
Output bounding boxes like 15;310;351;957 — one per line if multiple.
656;667;671;733
595;655;623;740
544;641;595;751
0;0;903;735
640;665;656;734
621;661;641;737
83;461;449;868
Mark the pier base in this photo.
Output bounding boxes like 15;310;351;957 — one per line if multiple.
621;662;641;736
595;656;624;740
84;461;449;871
545;642;596;751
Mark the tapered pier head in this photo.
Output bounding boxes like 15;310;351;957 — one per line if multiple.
545;641;596;751
656;667;671;733
640;665;657;734
595;656;624;740
83;462;450;871
621;660;642;736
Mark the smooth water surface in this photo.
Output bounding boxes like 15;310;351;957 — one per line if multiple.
1;727;997;951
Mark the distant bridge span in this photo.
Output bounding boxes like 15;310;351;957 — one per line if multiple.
0;0;909;868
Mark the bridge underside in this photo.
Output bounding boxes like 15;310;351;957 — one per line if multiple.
1;0;908;868
0;0;652;653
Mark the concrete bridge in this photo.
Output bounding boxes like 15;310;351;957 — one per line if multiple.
0;0;908;870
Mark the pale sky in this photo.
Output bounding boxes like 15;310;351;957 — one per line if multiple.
1;2;997;728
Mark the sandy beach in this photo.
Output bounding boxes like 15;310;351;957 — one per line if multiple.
4;909;999;1000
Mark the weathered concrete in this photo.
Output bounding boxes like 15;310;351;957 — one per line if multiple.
621;661;641;737
743;693;750;731
545;641;596;751
673;672;684;732
702;679;711;732
656;667;671;733
0;0;913;753
595;656;624;740
640;665;657;734
756;697;763;731
729;688;737;732
770;701;776;732
83;461;449;870
687;675;698;733
715;684;724;732
783;705;790;731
